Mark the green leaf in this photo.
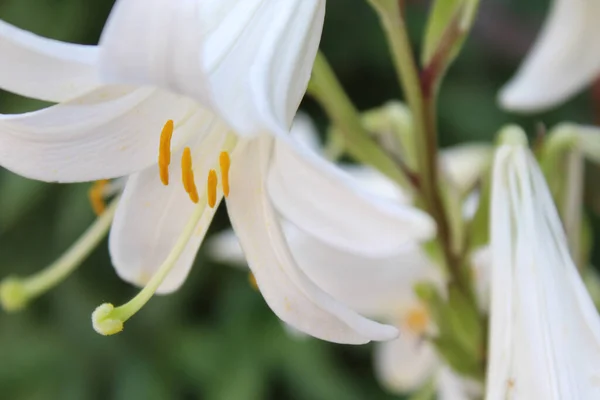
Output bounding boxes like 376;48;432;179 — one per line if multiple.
422;0;461;65
446;285;483;358
422;0;480;68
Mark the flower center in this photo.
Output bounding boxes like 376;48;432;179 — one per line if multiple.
404;305;430;335
158;120;232;207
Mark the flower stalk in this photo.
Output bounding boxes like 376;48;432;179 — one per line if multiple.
367;0;470;295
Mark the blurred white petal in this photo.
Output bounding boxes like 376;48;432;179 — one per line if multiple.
438;366;481;400
499;0;600;112
441;144;492;193
0;20;100;102
375;330;438;393
471;246;491;311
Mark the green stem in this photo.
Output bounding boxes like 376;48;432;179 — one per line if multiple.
309;52;408;187
368;0;468;292
368;0;431;182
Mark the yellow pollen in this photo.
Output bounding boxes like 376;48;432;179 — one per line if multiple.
181;147;199;204
405;305;429;335
158;120;174;186
88;180;109;216
219;151;231;197
248;273;259;291
207;169;218;208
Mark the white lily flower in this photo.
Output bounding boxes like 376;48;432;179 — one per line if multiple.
210;118;490;398
487;132;600;399
499;0;600;112
0;0;442;343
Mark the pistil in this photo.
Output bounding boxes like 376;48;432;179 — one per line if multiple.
92;196;208;335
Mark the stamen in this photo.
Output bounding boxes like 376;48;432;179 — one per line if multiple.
181;147;199;203
207;170;218;208
88;180;109;216
0;199;118;313
405;305;430;335
219;151;231;197
248;272;259;291
159;120;174;186
92;197;208;336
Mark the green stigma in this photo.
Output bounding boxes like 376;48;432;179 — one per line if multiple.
0;277;29;312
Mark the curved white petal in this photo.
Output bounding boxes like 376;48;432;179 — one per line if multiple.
98;0;324;136
487;146;600;399
375;331;438;393
209;222;441;317
226;137;398;344
0;87;197;182
248;0;325;133
109;122;229;293
499;0;600;112
268;138;436;257
0;20;100;102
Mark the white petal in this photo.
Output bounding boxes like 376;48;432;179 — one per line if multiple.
438;366;482;400
247;0;325;133
98;0;324;136
109;123;229;294
440;143;492;193
0;87;197;182
289;113;322;152
206;229;247;268
226;137;398;344
470;246;491;312
499;0;600;112
209;221;441;317
287;228;441;318
268;138;436;257
374;331;438;393
0;20;100;102
486;146;600;399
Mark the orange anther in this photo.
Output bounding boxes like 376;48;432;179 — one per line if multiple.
207;169;218;208
219;151;231;197
181;147;199;204
158;120;174;185
88;180;109;216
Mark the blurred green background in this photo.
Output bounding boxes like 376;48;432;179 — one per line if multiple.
0;0;597;399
